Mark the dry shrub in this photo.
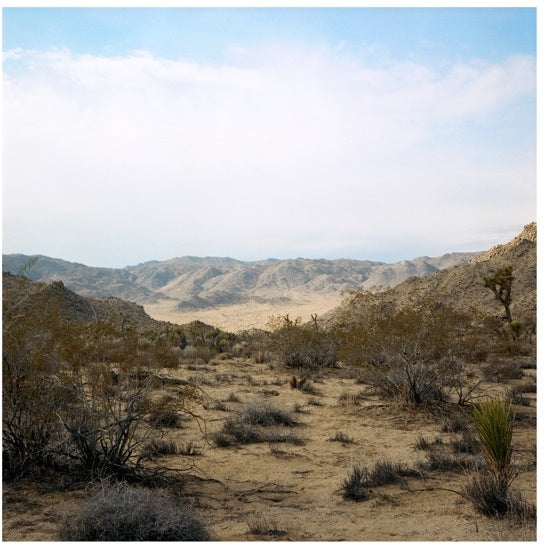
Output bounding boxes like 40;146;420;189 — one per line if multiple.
141;440;179;458
329;431;356;444
267;314;339;370
341;465;370;501
242;401;296;427
340;459;417;501
212;401;298;447
482;361;524;382
464;472;536;522
58;482;210;541
2;280;201;483
338;302;485;406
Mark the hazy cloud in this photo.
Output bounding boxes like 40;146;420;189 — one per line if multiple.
3;45;535;266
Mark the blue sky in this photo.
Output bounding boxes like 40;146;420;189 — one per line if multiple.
3;8;536;63
2;6;538;267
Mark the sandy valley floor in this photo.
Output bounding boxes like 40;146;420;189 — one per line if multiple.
144;292;344;332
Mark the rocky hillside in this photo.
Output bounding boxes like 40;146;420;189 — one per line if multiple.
3;251;478;311
335;222;536;324
2;272;164;331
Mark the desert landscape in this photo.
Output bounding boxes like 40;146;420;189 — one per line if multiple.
3;6;537;542
2;223;537;541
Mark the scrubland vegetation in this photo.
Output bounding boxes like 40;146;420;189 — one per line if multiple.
2;264;537;541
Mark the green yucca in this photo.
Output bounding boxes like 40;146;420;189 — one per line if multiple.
472;398;514;482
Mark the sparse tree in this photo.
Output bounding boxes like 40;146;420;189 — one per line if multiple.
483;266;514;323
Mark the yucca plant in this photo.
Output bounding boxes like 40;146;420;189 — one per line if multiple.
472;398;514;484
465;398;520;518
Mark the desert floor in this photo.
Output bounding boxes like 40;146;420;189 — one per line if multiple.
144;292;344;332
2;355;536;542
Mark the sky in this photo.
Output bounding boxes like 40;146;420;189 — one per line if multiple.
2;3;538;268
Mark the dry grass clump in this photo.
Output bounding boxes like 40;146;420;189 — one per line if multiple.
246;514;287;538
414;434;443;451
338;391;365;407
212;401;299;447
58;482;210;541
341;459;418;501
329;431;356;444
450;431;481;455
141;440;179;458
341;465;371;501
242;401;296;427
439;413;470;433
421;450;479;472
464;472;536;522
225;392;241;403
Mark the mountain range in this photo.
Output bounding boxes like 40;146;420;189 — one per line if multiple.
2;251;478;310
2;222;536;331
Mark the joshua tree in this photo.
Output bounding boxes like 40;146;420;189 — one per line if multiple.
483;266;514;323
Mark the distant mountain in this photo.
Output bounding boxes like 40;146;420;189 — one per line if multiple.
2;250;479;313
333;222;537;324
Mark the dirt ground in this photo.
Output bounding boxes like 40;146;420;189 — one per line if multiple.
2;357;537;542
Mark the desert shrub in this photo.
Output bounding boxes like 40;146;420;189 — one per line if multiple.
307;397;323;406
338;391;365;407
329;431;355;444
226;392;241;403
482;361;523;382
464;471;535;522
440;413;469;433
421;450;478;472
341;465;370;501
267;314;339;370
58;482;210;541
414;435;443;451
340;459;417;501
293;403;309;414
246;514;287;537
507;386;531;406
213;402;298;447
464;398;535;521
338;302;485;405
178;441;202;456
2;293;79;479
2;281;203;483
242;401;296;426
141;440;179;458
148;407;183;428
368;458;419;485
298;379;321;395
450;430;481;454
212;419;263;447
473;399;513;481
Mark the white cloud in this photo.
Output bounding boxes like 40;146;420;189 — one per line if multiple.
2;46;536;266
